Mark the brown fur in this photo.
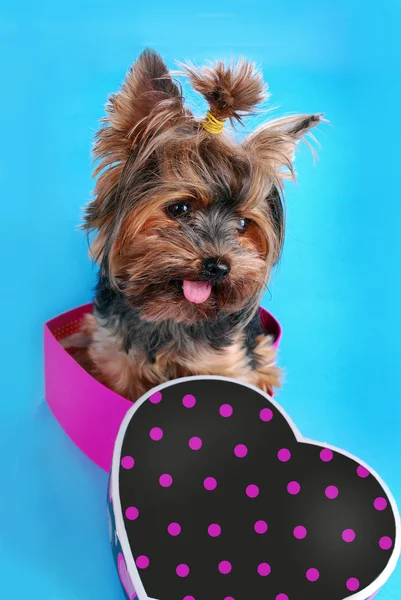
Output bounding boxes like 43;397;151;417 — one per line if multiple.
65;49;322;402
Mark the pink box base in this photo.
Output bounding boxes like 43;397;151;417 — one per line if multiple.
44;303;282;472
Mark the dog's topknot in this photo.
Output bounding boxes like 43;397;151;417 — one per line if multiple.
178;58;268;125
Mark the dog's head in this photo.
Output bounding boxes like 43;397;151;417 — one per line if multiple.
85;49;322;324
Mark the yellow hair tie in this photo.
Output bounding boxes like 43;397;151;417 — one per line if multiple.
202;110;225;134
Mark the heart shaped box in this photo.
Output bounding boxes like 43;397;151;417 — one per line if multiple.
108;377;400;600
43;304;281;472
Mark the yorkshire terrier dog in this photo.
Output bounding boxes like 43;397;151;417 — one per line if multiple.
64;49;322;402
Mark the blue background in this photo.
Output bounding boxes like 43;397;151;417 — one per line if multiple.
1;1;400;598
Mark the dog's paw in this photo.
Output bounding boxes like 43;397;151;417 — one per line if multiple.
61;313;97;350
252;334;282;394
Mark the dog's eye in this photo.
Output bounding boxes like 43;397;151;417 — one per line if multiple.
238;217;249;233
167;201;191;219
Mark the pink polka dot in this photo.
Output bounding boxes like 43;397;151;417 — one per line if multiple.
125;507;139;520
260;407;273;422
182;394;196;408
208;524;221;537
220;404;233;417
204;477;217;491
254;520;268;534
325;485;339;499
287;481;301;495
342;529;356;542
136;555;149;569
234;444;248;458
346;578;360;592
149;391;162;404
150;427;163;441
306;568;320;582
159;474;173;487
276;595;289;600
218;561;232;574
224;597;235;600
121;456;135;469
320;448;333;462
293;526;307;539
379;536;393;550
176;564;190;577
374;497;388;511
189;436;202;451
168;522;181;536
184;597;195;600
278;448;291;462
357;465;370;478
246;484;259;498
257;563;271;576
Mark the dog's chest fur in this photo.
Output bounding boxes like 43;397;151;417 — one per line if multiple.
87;281;280;402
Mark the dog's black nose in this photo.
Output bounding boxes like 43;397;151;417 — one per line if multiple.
203;258;230;282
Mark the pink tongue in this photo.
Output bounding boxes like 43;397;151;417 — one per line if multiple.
182;280;212;304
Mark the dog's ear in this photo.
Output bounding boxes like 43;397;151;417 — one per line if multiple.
243;114;323;180
93;49;185;169
85;50;186;262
